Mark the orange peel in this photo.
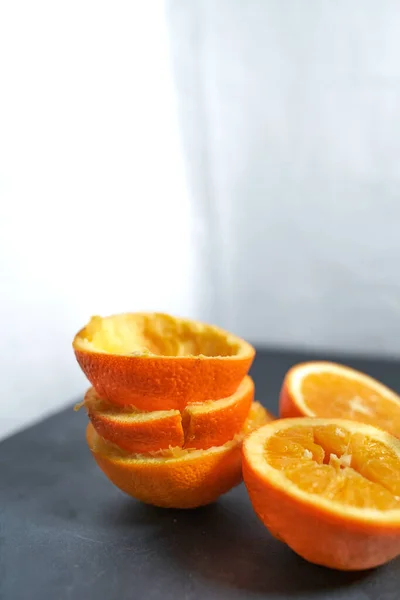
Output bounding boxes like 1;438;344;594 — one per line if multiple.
84;376;255;453
74;313;255;410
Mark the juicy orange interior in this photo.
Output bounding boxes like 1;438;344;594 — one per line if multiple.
76;314;243;357
301;372;400;437
266;424;400;510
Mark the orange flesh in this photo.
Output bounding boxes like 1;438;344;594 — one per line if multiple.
266;424;400;511
301;372;400;437
76;313;243;357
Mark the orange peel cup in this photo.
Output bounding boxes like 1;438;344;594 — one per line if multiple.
73;313;255;411
87;401;272;509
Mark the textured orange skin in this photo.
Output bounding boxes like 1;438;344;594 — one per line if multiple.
87;401;270;509
85;376;254;452
243;428;400;570
75;348;254;411
85;390;184;453
182;376;254;449
87;424;242;508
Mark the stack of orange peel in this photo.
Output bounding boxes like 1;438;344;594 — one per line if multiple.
73;313;400;571
73;313;272;510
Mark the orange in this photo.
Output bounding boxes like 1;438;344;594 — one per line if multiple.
87;401;272;509
73;313;255;410
84;376;254;453
280;362;400;438
243;417;400;570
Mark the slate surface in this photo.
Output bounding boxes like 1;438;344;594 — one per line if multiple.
1;348;399;600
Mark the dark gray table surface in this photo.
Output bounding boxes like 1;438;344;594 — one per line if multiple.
1;348;399;600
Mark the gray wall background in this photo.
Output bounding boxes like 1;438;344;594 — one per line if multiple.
168;0;400;356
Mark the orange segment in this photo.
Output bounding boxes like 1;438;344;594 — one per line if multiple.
243;418;400;570
87;401;271;509
73;313;255;410
85;376;255;453
279;362;400;438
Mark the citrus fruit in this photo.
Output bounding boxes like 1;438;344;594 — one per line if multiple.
73;313;255;410
243;417;400;570
87;401;271;509
84;376;254;453
280;362;400;438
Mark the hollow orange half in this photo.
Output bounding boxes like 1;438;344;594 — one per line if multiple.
87;401;271;509
279;362;400;438
243;417;400;570
84;376;254;453
73;313;255;410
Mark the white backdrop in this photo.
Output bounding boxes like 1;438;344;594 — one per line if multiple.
168;0;400;357
0;2;201;439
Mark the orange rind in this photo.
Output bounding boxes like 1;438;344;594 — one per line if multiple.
74;313;255;410
84;376;254;453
